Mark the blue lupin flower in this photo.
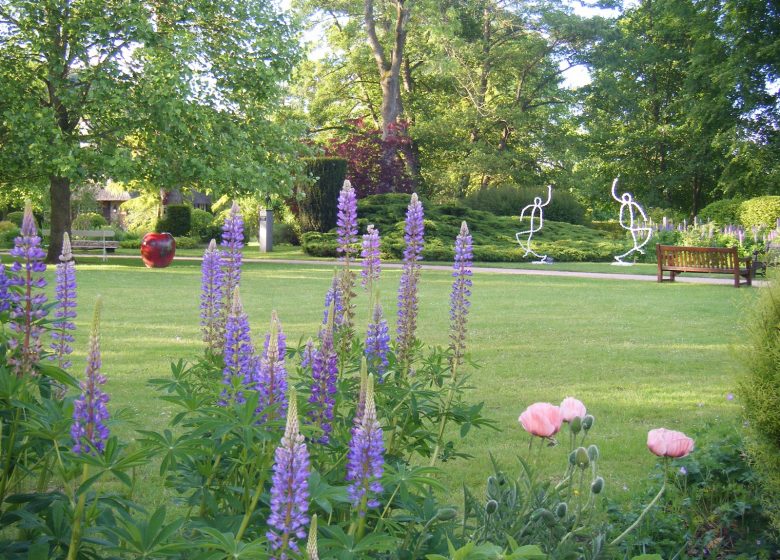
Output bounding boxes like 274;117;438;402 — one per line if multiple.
256;311;288;421
200;239;225;352
50;233;77;371
308;309;338;443
396;194;424;370
449;221;473;368
360;224;381;291
365;302;390;379
0;260;9;313
336;180;358;261
346;374;384;514
8;202;48;376
267;388;310;560
221;202;244;320
221;288;255;404
71;298;110;455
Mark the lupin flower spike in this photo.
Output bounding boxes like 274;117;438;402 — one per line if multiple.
364;301;390;378
200;239;224;352
257;310;288;421
336;180;358;261
360;224;381;290
50;232;77;372
71;297;110;455
221;287;255;404
449;221;473;369
396;193;424;370
346;374;384;514
267;387;311;560
221;202;244;320
355;356;369;425
306;514;319;560
308;302;338;443
8;201;48;376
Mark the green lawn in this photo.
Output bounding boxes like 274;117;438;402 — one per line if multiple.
43;258;755;506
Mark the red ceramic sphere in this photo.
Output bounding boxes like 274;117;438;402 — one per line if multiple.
141;232;176;268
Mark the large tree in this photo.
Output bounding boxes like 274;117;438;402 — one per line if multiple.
581;0;778;215
0;0;302;261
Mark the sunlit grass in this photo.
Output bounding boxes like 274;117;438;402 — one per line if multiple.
45;258;755;506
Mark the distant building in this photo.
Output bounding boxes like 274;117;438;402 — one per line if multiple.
94;188;133;224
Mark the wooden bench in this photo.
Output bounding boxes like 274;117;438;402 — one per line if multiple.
43;229;119;261
656;245;752;288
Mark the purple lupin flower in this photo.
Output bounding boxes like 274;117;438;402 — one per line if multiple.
50;233;77;372
449;221;473;369
336;180;359;260
365;302;390;379
200;239;225;352
221;202;244;322
0;260;10;313
307;309;338;444
71;297;110;455
346;374;384;514
360;225;381;291
300;338;316;370
267;388;310;560
321;274;344;328
256;311;288;421
221;288;255;405
395;193;424;371
8;202;48;377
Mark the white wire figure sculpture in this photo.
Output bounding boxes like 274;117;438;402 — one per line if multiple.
516;185;553;264
610;177;653;265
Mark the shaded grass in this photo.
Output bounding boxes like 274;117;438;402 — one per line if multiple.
45;259;754;506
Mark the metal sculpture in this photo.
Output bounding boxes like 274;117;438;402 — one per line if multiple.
611;177;653;265
516;185;553;264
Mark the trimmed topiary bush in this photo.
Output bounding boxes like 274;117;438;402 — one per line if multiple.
463;185;587;225
738;196;780;228
156;204;192;237
72;212;108;230
6;211;24;228
190;208;216;241
698;198;743;225
739;272;780;533
294;157;347;233
173;235;199;249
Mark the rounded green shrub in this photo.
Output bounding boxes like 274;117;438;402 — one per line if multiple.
156;204;192;237
6;211;25;227
72;212;108;230
739;273;780;533
463;185;587;225
173;236;199;249
0;221;20;248
698;198;743;225
191;208;216;241
738;196;780;228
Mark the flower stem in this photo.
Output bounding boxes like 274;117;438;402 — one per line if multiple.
66;464;89;560
610;478;667;547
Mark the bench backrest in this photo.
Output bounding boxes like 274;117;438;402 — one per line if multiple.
42;229;115;239
657;245;740;270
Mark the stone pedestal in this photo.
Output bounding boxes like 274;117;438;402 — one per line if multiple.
258;209;273;253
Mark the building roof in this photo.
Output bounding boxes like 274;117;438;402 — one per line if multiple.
94;188;132;202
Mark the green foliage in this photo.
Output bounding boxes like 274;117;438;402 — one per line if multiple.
0;221;20;248
611;426;779;558
738;196;780;228
739;272;780;533
122;193;160;235
156;204;192;237
190;208;219;242
272;221;300;245
698;199;743;225
72;212;108;230
294;157;347;233
172;235;199;249
464;186;587;225
5;211;24;227
302;194;622;262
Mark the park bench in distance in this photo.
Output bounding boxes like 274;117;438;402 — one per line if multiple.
42;229;119;262
656;245;753;288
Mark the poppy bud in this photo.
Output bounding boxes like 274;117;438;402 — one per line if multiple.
575;446;590;469
485;500;498;515
582;415;595;431
591;476;604;494
555;502;568;518
587;444;599;462
570;415;582;435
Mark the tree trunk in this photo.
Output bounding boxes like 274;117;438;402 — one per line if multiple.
46;176;71;263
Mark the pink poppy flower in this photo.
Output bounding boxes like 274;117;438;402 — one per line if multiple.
647;428;694;458
519;403;563;438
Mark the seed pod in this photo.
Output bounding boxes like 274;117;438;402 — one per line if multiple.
582;414;595;431
436;508;457;521
485;500;498;515
575;447;590;469
591;476;605;494
555;502;568;518
587;444;599;462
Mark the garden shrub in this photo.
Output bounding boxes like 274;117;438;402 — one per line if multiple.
0;221;20;248
156;204;192;237
122;193;160;234
590;220;625;237
739;272;780;533
294;157;347;233
172;235;199;249
272;221;299;245
698;198;743;225
72;211;108;229
119;238;141;249
190;208;217;241
5;210;24;227
738;196;780;228
463;185;587;225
